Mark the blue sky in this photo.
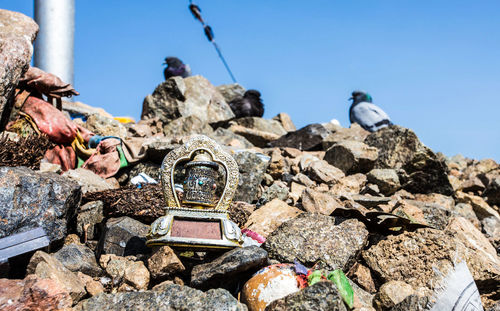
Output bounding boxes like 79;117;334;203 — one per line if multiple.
2;1;499;161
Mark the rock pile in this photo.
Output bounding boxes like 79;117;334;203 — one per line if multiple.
0;8;499;311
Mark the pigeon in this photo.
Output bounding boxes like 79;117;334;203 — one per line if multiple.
349;90;392;132
163;57;191;80
229;90;264;118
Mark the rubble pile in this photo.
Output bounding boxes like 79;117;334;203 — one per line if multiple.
0;9;499;311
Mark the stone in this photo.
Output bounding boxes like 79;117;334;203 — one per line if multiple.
265;281;347;311
62;100;114;120
210;127;254;149
163;115;214;137
54;243;102;277
484;177;500;206
144;137;180;164
299;153;322;171
364;126;453;195
363;228;500;296
346;263;377;294
99;254;150;291
244;199;302;238
264;213;369;271
403;200;455;230
39;162;62;174
324;140;378;174
216;83;246;103
74;284;247;311
452;203;481;229
62;168;118;194
259;181;289;206
77;272;104;297
228;123;282;147
487;301;500;311
301;188;343;215
293;173;316;188
228;201;256;227
85;114;128;138
270;123;330;151
460;176;486;193
231;117;287;137
99;216;150;256
350;194;391;209
233;150;270;203
0;274;72;311
289;182;306;204
272;112;296;132
76;201;104;241
322;123;370;150
191;246;268;290
392;201;428;226
367;169;400;196
330;173;368;195
374;281;414;310
127;162;160;183
0;9;38;124
27;251;86;302
147;246;185;280
141;75;234;124
305;160;345;185
0;167;81;242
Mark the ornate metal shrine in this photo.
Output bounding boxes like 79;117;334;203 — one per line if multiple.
146;135;243;249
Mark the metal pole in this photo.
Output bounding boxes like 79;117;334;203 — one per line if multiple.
34;0;75;86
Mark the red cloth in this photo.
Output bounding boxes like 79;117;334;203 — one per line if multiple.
43;145;76;171
82;138;121;178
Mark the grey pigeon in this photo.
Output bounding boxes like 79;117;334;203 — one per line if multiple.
349;90;392;132
163;57;191;80
229;90;264;118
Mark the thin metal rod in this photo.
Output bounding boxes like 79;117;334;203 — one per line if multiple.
212;42;237;83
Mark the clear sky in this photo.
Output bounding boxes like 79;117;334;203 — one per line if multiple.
2;0;500;161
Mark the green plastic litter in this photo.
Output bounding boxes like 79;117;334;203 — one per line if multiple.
327;269;354;309
308;270;323;286
116;145;128;168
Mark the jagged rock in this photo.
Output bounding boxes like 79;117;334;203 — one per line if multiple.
273;112;296;132
270;123;330;151
27;251;86;302
301;188;343;215
484;177;500;206
305;159;345;185
244;199;302;238
233;150;270;203
459;176;486;193
265;281;347;311
227;124;281;147
259;181;289;206
144;138;180;164
209;127;254;149
126;118;163;137
392;201;428;226
62;168;118;194
330;173;368;195
264;213;369;271
147;246;185;280
452;202;481;229
54;243;102;277
367;169;400;196
216;83;246;103
163;115;214;137
322;123;370;150
299;153;322;171
350;194;391;209
74;284;248;311
141;75;234;124
228;201;256;227
39;162;62;173
389;293;431;311
364;126;453;195
0;274;72;311
230;117;287;137
0;9;38;125
77;272;104;297
324;140;378;174
99;216;150;256
99;254;150;291
191;246;268;290
85;114;127;138
347;263;376;293
0;166;81;242
374;281;414;311
293;172;316;188
402;200;455;230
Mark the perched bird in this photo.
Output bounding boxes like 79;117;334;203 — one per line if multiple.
349;90;392;132
163;57;191;80
229;90;264;118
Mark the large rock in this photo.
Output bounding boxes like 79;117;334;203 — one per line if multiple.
27;251;86;302
305;160;345;185
0;274;72;311
484;177;500;206
210;127;254;149
324;140;378;174
62;168;118;194
367;169;400;196
264;213;369;271
270;123;330;151
364;126;453;195
230;117;287;137
54;243;102;277
75;283;248;311
373;281;414;310
301;188;343;215
99;216;150;256
99;254;150;291
265;281;347;311
147;246;185;280
244;199;302;238
322;123;370;150
216;83;246;103
0;167;81;242
191;246;268;290
163;115;214;137
85;114;127;138
0;9;38;125
228;123;282;147
141;75;234;124
233;150;270;203
273;112;296;132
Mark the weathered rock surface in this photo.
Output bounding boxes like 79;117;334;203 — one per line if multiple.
322;123;370;150
62;167;118;194
75;283;248;311
244;199;302;238
305;159;345;185
233;150;270;203
301;188;343;215
210;127;254;149
216;83;246;103
99;216;150;256
54;243;102;277
0;166;81;242
259;181;290;206
270;123;330;151
147;246;185;280
264;213;369;271
231;117;287;137
0;274;72;311
85;114;127;138
367;168;400;195
0;9;38;124
324;140;378;174
99;254;150;291
163;115;214;137
265;281;347;311
374;281;414;310
273;112;296;132
484;177;500;206
191;246;268;290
